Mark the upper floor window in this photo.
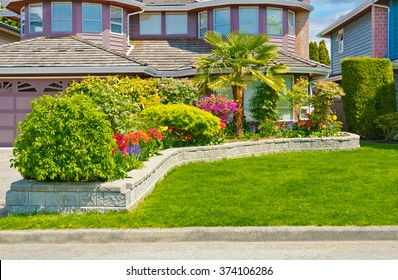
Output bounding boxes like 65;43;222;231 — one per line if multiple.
239;7;259;35
20;7;25;35
214;8;230;36
198;11;207;38
338;29;344;53
166;13;188;35
267;8;283;36
52;2;72;32
288;10;295;36
110;6;123;34
29;3;43;33
140;13;161;35
82;3;102;33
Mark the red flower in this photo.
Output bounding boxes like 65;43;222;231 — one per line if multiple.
297;121;307;127
186;135;193;141
220;122;226;129
319;123;324;127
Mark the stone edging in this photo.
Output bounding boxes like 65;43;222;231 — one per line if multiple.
4;133;360;215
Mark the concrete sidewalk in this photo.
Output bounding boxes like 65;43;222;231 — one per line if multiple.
0;148;23;214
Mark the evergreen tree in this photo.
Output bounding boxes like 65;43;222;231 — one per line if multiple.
318;40;331;66
309;41;319;62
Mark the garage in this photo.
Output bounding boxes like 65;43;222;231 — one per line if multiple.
0;79;71;147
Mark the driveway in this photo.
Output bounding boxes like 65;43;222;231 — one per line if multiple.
0;148;23;214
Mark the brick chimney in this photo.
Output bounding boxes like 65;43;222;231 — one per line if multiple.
295;10;309;59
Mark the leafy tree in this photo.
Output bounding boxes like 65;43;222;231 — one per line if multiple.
194;31;288;137
318;40;331;65
309;41;319;62
286;78;310;121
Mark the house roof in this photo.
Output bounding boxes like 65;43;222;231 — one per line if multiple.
144;0;314;11
0;36;329;77
318;0;379;38
129;39;330;75
0;21;19;35
0;36;152;75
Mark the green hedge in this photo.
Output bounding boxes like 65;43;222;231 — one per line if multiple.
11;95;121;182
65;76;198;133
341;57;396;139
141;104;221;143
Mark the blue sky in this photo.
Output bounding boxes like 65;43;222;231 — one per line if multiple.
310;0;366;45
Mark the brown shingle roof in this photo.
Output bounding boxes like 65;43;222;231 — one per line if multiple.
130;39;213;71
0;36;143;68
143;0;195;5
129;39;330;72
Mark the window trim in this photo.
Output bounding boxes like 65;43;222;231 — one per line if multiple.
239;6;259;35
82;3;103;33
139;12;162;35
198;11;208;38
267;7;283;36
166;12;188;35
288;10;295;37
20;7;25;35
51;2;73;33
338;29;344;53
110;6;123;35
29;3;43;34
214;7;230;36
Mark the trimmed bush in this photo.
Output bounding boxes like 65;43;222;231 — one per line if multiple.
11;95;121;182
341;57;396;139
157;77;198;105
141;104;221;144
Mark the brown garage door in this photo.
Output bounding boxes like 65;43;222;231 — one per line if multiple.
0;79;72;147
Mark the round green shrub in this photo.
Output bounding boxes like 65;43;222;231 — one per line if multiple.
141;104;221;142
11;94;121;182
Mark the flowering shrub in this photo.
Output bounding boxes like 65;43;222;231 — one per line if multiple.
293;113;342;137
195;95;238;123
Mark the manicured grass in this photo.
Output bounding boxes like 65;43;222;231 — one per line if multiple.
0;142;397;229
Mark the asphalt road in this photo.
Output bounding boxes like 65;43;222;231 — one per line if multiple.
0;241;397;260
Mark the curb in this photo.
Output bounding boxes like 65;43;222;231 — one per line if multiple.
0;227;397;244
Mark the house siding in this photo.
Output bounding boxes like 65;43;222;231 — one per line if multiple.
331;12;372;75
390;0;398;60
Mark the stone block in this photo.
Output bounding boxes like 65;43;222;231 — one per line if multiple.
31;182;56;192
28;192;46;206
5;191;28;206
79;192;97;207
45;192;79;206
102;192;126;207
10;179;34;191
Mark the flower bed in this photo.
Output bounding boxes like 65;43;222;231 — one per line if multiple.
4;133;360;215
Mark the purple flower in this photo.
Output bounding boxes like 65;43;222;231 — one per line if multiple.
126;144;142;159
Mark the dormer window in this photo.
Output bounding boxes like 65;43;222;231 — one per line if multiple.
110;6;123;34
52;3;72;32
239;7;259;35
198;11;207;38
82;3;102;33
267;8;283;36
29;3;43;33
288;10;295;36
214;8;230;36
140;13;161;35
166;13;188;35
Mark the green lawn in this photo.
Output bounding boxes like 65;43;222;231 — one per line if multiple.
0;142;397;229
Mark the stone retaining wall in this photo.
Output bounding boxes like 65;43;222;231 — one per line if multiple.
4;133;360;215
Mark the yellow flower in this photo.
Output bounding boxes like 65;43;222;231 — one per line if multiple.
158;126;168;134
332;115;337;121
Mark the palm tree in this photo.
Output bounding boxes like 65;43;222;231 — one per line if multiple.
194;31;288;137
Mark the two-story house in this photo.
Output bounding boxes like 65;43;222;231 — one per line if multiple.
0;0;330;147
318;0;398;98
